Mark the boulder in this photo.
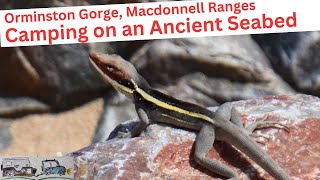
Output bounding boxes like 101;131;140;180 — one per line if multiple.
72;94;320;179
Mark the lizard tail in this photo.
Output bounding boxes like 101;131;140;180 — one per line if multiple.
218;124;291;180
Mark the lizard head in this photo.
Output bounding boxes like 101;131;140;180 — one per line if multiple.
89;51;139;99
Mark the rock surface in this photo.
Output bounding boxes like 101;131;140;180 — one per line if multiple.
0;124;12;150
253;32;320;96
0;97;50;118
0;43;112;114
72;94;320;179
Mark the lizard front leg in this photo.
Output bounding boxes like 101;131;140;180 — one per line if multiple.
194;125;239;180
129;108;150;137
109;108;149;139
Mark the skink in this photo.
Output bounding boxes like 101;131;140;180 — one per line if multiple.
89;52;290;180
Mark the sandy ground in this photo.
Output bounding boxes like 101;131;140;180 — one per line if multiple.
0;98;104;156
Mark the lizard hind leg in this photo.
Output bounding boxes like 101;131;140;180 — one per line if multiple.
230;107;290;143
216;104;273;143
194;125;239;180
215;103;243;128
216;103;289;133
244;114;290;134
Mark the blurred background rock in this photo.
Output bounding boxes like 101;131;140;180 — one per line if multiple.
0;0;319;156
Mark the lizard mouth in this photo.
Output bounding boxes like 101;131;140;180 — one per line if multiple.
89;52;128;81
89;52;135;92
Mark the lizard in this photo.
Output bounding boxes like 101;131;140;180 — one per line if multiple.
88;51;291;180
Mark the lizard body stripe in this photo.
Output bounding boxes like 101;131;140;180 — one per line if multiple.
134;84;215;124
114;83;134;95
161;114;196;126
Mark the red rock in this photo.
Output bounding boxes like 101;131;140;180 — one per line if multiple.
72;94;320;179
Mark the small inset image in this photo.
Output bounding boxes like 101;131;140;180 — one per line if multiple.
1;157;37;178
0;156;73;180
36;159;71;177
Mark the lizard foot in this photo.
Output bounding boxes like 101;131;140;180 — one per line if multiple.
249;133;270;145
245;115;290;133
246;116;290;144
114;131;133;138
107;121;139;140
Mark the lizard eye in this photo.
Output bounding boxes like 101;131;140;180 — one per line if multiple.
106;65;114;71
